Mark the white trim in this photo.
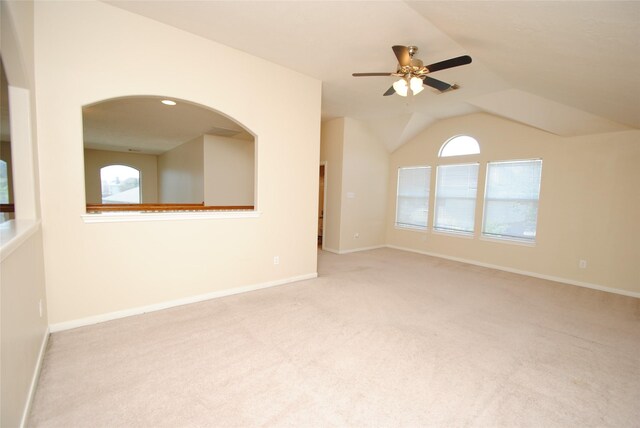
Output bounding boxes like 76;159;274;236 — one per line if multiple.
432;229;474;239
322;247;341;255
480;234;536;247
394;225;428;232
20;327;49;428
9;86;38;220
0;220;41;262
49;272;317;332
321;245;386;255
386;245;640;299
81;210;261;223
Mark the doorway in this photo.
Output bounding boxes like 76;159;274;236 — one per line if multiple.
318;163;326;247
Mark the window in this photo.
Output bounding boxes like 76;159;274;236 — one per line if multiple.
439;135;480;157
100;165;141;204
0;160;9;203
0;59;14;223
434;163;479;234
483;159;542;241
0;159;11;223
396;166;431;229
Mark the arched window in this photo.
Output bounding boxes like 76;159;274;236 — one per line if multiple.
439;135;480;157
100;165;141;204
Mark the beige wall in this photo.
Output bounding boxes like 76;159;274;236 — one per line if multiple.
320;118;344;252
34;0;321;325
320;118;389;253
339;117;389;251
387;112;640;294
1;1;49;426
1;228;48;427
84;149;159;204
203;134;254;206
158;136;204;204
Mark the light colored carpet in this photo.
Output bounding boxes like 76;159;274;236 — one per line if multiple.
29;248;640;427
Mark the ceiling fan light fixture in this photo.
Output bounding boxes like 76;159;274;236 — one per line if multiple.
409;76;424;95
393;78;408;97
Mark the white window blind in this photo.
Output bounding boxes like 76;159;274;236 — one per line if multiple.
396;166;431;229
483;159;542;241
434;163;479;234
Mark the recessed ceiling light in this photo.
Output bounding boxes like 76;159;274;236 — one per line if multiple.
161;99;176;106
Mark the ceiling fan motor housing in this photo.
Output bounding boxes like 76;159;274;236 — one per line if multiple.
397;46;425;76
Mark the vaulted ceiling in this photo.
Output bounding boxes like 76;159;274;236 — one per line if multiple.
105;0;640;151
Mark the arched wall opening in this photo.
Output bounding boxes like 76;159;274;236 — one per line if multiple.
82;95;256;213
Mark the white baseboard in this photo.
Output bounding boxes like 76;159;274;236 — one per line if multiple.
20;326;49;428
321;247;341;254
321;245;386;255
386;245;640;299
49;273;318;333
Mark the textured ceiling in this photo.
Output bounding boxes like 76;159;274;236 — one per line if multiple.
101;1;639;151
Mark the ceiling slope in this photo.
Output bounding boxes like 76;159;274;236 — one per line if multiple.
102;1;639;150
469;89;629;136
408;1;640;131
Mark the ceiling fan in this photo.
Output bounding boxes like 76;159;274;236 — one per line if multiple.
352;45;472;97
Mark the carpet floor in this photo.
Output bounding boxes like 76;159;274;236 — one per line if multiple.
28;248;640;427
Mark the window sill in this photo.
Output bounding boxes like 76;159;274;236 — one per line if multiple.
0;219;41;262
81;210;261;223
394;224;428;232
432;229;475;239
480;235;536;247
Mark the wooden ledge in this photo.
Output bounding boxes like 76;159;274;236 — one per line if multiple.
86;203;254;213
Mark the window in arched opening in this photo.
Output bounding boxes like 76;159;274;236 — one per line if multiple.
439;135;480;157
100;165;141;204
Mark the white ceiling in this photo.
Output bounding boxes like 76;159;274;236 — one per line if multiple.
99;1;639;150
83;97;252;154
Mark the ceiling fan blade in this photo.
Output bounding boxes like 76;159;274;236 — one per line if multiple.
352;72;393;77
383;86;396;96
392;45;411;67
425;55;472;73
423;76;454;92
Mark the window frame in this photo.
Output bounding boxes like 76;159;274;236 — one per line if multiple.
481;158;543;244
432;162;480;236
395;165;431;231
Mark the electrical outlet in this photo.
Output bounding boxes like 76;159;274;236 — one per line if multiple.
579;260;587;269
273;256;280;265
354;233;359;239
